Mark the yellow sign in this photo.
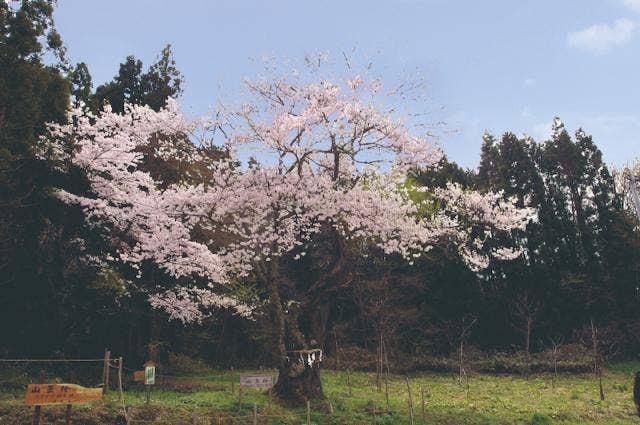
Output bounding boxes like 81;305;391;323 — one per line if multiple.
25;384;102;406
133;370;145;382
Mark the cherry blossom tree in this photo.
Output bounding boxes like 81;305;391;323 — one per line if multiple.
39;67;533;404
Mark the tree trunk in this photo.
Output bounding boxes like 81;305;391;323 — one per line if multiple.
266;267;325;405
274;349;324;406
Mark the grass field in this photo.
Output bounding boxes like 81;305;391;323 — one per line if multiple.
2;364;640;424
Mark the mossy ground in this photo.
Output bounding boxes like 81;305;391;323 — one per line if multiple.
1;363;640;424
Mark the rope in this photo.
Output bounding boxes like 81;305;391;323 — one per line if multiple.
0;358;104;362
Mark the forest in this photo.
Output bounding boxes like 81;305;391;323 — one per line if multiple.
3;1;640;424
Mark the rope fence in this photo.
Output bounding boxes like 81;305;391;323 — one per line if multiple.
0;354;475;425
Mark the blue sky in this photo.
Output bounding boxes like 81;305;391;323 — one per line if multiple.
54;0;640;169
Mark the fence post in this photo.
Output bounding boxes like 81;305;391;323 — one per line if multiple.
384;372;390;412
253;403;257;425
66;369;76;425
32;369;45;425
306;400;311;425
230;366;235;395
405;376;414;425
421;387;426;422
117;357;124;402
102;349;111;394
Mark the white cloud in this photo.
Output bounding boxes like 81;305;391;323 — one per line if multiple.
567;18;636;53
523;77;536;87
623;0;640;13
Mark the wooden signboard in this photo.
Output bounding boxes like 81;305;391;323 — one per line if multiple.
144;365;155;385
240;375;273;389
133;371;145;382
25;384;102;406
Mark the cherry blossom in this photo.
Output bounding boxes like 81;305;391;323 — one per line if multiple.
39;72;533;323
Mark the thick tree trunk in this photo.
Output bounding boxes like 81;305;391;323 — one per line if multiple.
274;349;324;405
265;266;325;405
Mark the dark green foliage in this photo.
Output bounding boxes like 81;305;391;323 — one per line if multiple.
1;0;639;371
92;44;183;113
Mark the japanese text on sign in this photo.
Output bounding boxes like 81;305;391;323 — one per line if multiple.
240;375;273;389
25;384;102;406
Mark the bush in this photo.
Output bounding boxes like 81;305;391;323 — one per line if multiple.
166;352;212;375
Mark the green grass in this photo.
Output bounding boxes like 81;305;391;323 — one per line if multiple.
2;364;640;424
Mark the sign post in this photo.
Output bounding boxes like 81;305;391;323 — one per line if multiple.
238;374;274;406
143;360;156;405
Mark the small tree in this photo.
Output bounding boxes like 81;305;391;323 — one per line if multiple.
41;62;533;404
510;292;540;375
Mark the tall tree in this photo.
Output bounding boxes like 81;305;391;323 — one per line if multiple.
40;65;532;403
0;0;73;355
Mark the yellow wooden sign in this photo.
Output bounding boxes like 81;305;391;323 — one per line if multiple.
25;384;102;406
133;370;145;382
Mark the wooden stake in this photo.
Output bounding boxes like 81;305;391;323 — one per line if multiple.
591;319;605;401
230;366;235;395
66;368;76;425
117;357;124;402
145;384;150;405
421;387;426;422
328;399;334;415
306;400;311;425
384;370;390;412
102;349;111;394
334;327;341;370
407;397;414;425
405;376;414;424
32;369;44;425
253;402;257;425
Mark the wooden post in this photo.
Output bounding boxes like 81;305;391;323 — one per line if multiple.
328;399;334;415
145;385;150;405
32;369;45;425
347;369;353;396
384;371;390;412
253;402;257;425
117;357;124;402
421;388;426;422
334;328;340;370
376;332;382;392
66;368;77;425
238;387;243;408
102;349;111;394
230;366;235;395
405;376;414;424
591;319;605;401
306;400;311;425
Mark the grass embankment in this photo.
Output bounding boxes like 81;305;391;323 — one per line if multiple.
2;364;640;424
